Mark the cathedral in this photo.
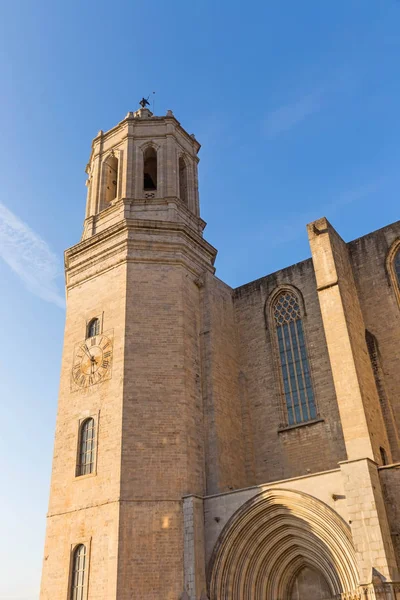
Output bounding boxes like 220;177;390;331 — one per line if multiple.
39;106;400;600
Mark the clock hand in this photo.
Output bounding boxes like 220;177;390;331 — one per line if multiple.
81;344;92;360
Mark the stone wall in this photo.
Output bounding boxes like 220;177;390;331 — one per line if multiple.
201;274;248;495
40;247;128;598
203;468;346;567
380;464;400;569
348;222;400;460
233;258;346;483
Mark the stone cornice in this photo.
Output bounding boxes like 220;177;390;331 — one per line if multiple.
87;112;200;165
81;196;207;238
68;217;216;262
65;218;217;289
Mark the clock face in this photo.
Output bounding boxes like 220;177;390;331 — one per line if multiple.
72;333;113;389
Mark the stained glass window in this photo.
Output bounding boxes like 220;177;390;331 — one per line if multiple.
87;318;100;338
273;291;317;426
77;418;96;476
395;248;400;287
70;545;86;600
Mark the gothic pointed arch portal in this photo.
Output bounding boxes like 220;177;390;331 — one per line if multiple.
208;489;359;600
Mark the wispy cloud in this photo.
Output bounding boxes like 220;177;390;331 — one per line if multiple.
253;177;384;248
263;65;359;138
0;202;65;308
264;86;325;138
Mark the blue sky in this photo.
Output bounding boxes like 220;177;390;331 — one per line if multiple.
0;1;399;598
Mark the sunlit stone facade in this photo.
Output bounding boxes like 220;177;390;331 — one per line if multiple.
40;108;400;600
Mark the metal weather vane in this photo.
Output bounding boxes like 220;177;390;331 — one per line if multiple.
139;97;150;108
139;92;156;110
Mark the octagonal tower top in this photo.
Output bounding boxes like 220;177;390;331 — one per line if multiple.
83;107;202;238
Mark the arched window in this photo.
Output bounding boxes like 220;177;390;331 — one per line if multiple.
77;418;96;476
104;153;118;204
70;544;86;600
179;156;188;204
87;318;100;339
380;446;388;466
273;290;316;426
395;247;400;287
143;147;157;190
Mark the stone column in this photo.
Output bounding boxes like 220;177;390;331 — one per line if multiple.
183;495;208;600
165;130;178;197
122;132;134;199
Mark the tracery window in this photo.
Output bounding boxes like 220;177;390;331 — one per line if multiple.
77;418;96;476
70;544;86;600
273;291;317;426
87;318;100;339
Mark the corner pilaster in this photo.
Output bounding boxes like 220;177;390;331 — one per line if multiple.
340;458;399;585
183;495;207;600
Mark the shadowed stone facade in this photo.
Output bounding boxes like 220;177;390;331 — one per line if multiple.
40;108;400;600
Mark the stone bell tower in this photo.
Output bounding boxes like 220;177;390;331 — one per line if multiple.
40;106;217;599
83;106;202;239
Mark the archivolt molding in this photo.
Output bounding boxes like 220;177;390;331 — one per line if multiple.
386;238;400;307
103;148;120;162
139;139;161;153
208;488;359;600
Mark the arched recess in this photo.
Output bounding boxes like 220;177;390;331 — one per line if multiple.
365;329;398;462
179;155;189;204
103;152;119;205
386;239;400;308
289;565;332;599
208;488;359;600
143;145;157;191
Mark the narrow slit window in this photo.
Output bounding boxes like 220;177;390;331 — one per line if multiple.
87;318;100;339
273;291;316;426
70;544;86;600
77;418;96;476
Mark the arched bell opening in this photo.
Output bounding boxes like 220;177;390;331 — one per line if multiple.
103;153;119;204
179;156;188;204
143;146;157;191
208;488;359;600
